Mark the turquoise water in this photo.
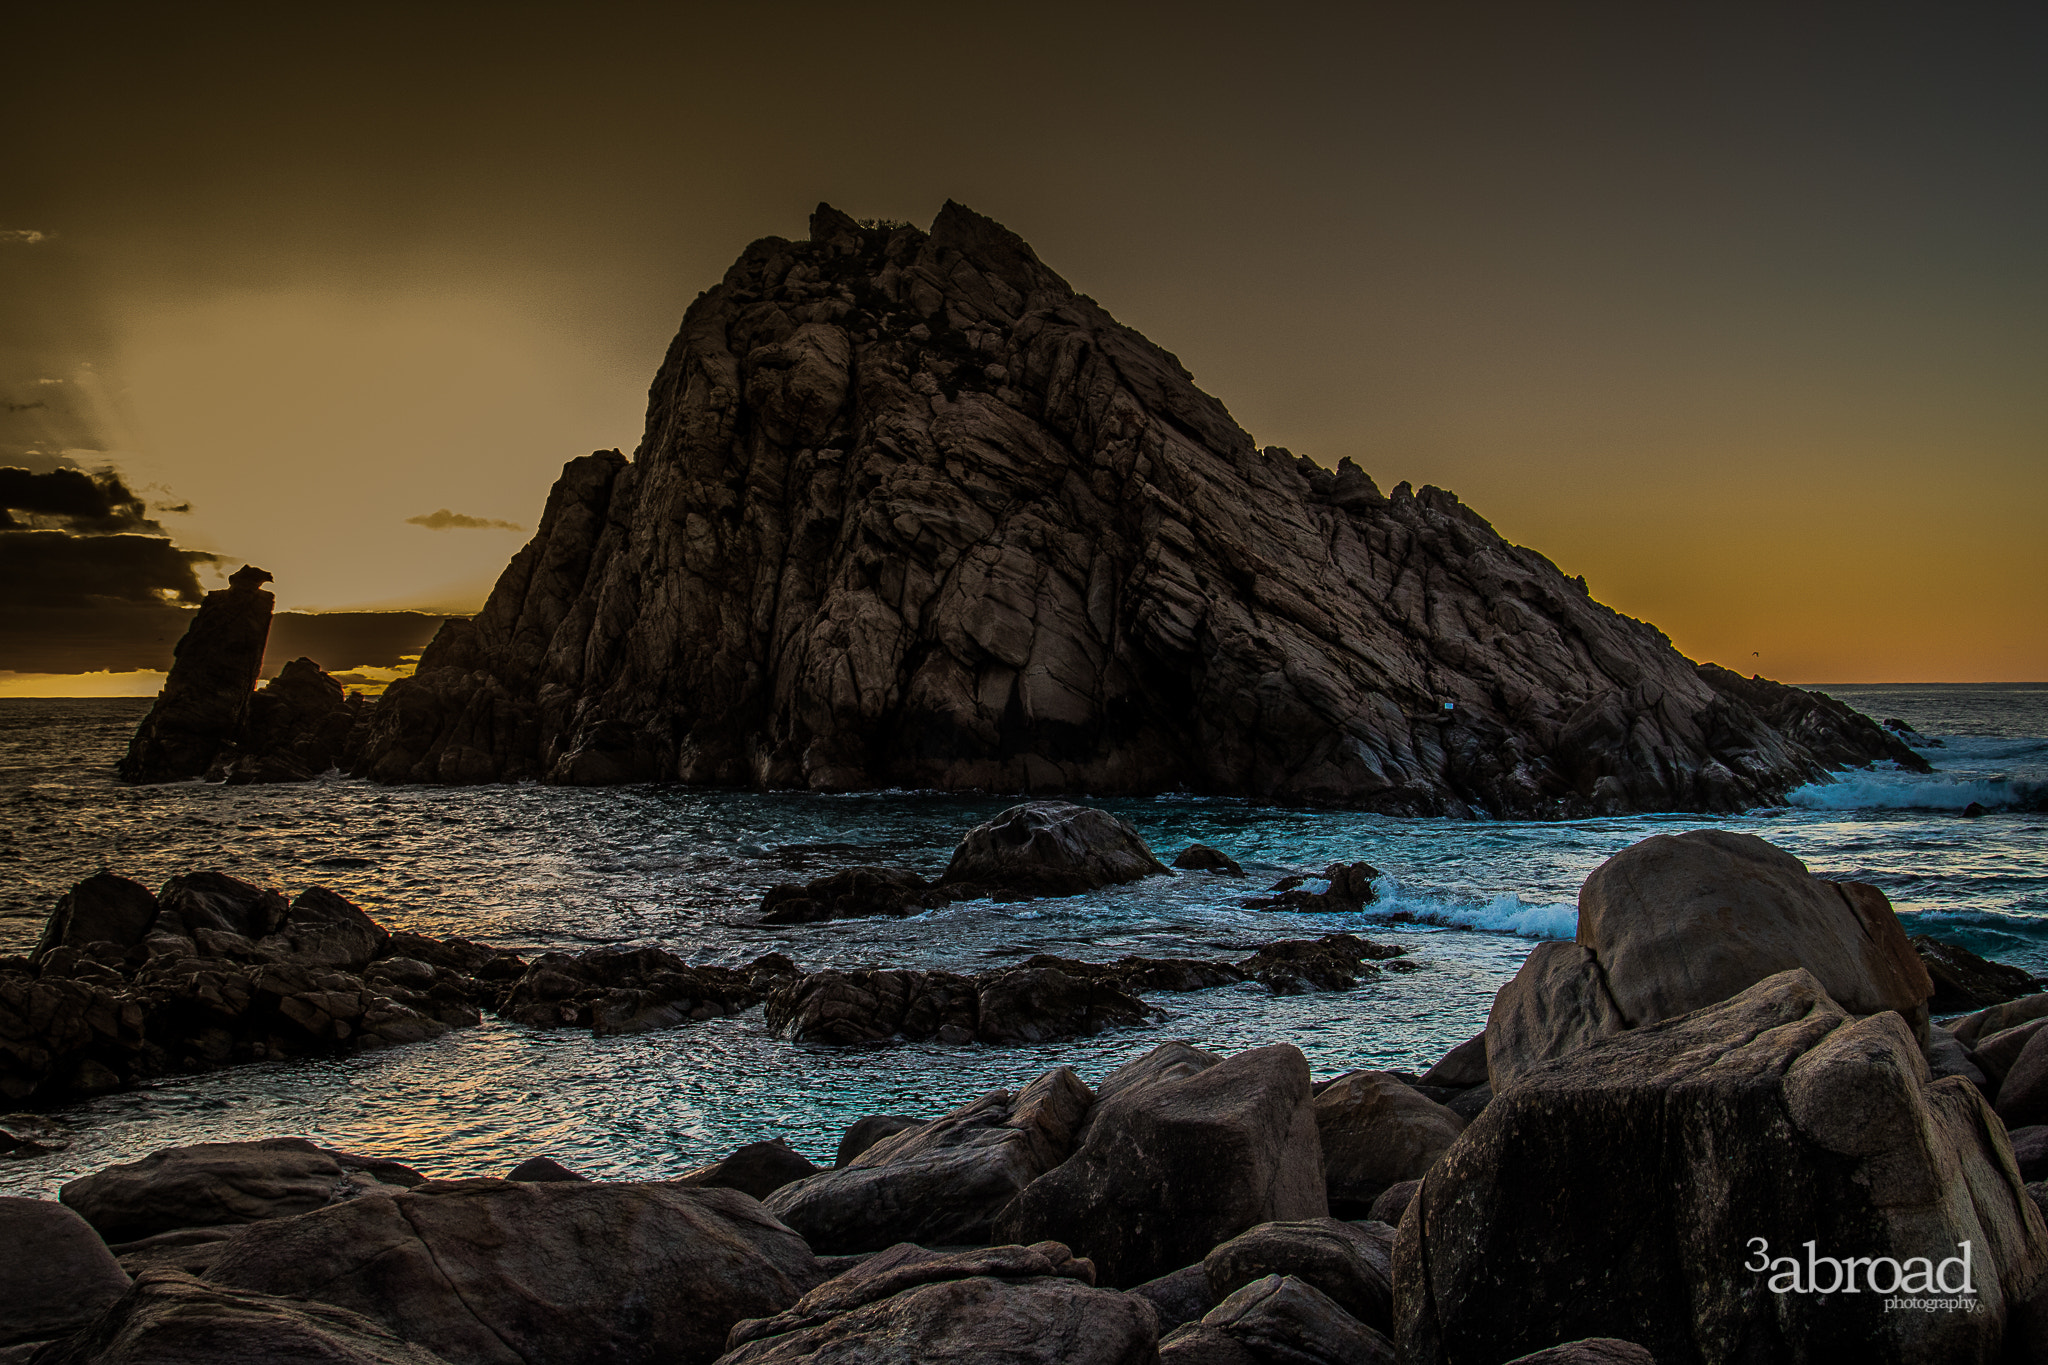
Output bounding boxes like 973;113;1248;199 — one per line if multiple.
1;685;2041;1196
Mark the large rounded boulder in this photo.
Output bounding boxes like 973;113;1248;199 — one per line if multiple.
1577;829;1932;1033
61;1138;427;1243
1397;969;2047;1363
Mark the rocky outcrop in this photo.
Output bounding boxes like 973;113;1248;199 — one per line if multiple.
117;565;276;783
208;655;367;784
208;1179;825;1365
1245;862;1380;913
1397;969;2048;1363
342;202;1916;816
3;873;519;1103
502;947;796;1035
942;802;1169;896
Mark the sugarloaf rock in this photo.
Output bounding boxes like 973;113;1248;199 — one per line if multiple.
347;201;1920;815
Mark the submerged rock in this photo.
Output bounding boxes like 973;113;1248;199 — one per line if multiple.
340;203;1917;816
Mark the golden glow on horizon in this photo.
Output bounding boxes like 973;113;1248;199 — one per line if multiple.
0;670;167;698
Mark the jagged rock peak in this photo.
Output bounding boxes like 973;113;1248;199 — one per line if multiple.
345;201;1919;816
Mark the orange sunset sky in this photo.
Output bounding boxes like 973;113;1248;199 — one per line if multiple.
3;2;2044;691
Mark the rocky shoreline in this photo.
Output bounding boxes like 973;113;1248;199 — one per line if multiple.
7;823;2048;1359
0;802;1412;1105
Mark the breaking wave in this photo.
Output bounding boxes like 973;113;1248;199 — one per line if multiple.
1368;881;1578;941
1786;772;2047;813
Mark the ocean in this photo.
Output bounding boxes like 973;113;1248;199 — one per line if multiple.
2;683;2043;1196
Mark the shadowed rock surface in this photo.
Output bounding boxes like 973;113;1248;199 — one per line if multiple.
341;202;1917;815
118;565;276;783
1397;969;2048;1363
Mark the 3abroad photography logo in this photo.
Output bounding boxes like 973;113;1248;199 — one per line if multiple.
1745;1238;1981;1314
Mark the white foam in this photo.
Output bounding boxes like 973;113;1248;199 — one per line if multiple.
1786;773;2038;812
1372;881;1578;941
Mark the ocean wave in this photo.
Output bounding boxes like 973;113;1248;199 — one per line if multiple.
1368;883;1578;941
1786;772;2047;812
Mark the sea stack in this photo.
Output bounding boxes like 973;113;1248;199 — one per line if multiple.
117;565;275;783
347;202;1919;815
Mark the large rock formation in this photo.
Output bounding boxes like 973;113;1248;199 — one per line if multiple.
117;564;276;782
343;201;1920;816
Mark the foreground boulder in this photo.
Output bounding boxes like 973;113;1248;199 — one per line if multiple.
765;1067;1091;1252
118;564;276;784
717;1241;1158;1364
34;1270;452;1365
1203;1218;1394;1332
0;1195;132;1346
208;1180;824;1365
996;1043;1327;1286
1488;830;1935;1090
61;1137;426;1243
1397;969;2048;1363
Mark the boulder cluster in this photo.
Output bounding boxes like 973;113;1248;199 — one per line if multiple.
7;828;2046;1360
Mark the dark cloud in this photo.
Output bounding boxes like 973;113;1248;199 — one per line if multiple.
0;604;456;675
0;530;216;608
406;508;524;532
0;465;163;533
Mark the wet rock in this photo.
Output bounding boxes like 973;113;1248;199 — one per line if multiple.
60;1137;427;1243
33;1270;452;1365
765;1067;1091;1253
0;1195;132;1346
1239;934;1402;993
717;1240;1157;1365
1313;1070;1465;1215
764;962;1159;1047
209;1180;824;1365
502;946;792;1035
941;802;1170;899
270;886;389;972
1203;1218;1393;1332
1026;952;1247;993
0;1111;70;1157
834;1115;924;1167
1394;969;2048;1363
117;565;275;784
1174;845;1244;877
506;1155;586;1182
1159;1273;1395;1364
678;1139;821;1201
1245;862;1380;912
1914;934;2036;1013
758;867;950;924
974;965;1161;1043
29;873;160;965
1965;801;1988;818
997;1043;1327;1287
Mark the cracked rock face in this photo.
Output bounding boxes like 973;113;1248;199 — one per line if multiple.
348;201;1917;816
